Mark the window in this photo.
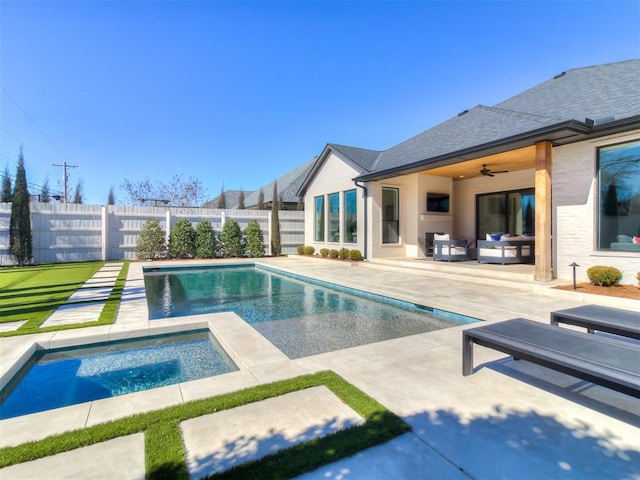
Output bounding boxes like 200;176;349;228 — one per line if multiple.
382;187;399;244
328;193;340;242
476;189;535;240
344;189;357;243
314;196;324;242
598;140;640;251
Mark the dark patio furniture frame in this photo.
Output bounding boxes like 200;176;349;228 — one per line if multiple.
433;239;469;262
550;304;640;340
462;318;640;398
477;239;534;264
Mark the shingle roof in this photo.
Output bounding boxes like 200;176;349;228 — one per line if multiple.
202;189;250;209
303;59;640;185
243;157;316;206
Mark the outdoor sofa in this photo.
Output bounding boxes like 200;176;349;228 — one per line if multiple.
610;234;640;252
433;233;469;261
477;234;534;264
462;318;640;398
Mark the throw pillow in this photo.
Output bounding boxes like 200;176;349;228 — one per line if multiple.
434;233;450;241
633;236;640;244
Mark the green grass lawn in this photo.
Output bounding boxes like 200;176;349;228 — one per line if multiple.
0;261;129;337
0;371;410;479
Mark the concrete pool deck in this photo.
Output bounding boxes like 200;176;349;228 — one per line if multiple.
0;257;638;479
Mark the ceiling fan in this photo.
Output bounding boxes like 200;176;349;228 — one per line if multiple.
479;164;508;177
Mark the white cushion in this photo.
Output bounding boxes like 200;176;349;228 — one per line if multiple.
434;233;450;241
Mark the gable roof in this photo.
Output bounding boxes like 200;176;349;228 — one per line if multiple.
299;59;640;188
202;189;250;209
243;157;316;207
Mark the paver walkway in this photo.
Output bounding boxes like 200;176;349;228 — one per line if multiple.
40;262;123;328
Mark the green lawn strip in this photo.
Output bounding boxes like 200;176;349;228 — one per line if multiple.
0;371;410;480
0;261;129;338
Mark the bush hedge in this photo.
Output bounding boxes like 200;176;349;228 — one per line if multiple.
244;219;265;258
195;220;216;259
338;248;350;260
136;218;167;260
304;246;315;255
587;265;623;287
297;245;305;255
168;219;196;259
329;249;339;258
320;248;329;257
349;249;363;261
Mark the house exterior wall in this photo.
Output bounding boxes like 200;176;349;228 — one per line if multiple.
553;129;640;284
303;152;366;255
453;169;534;241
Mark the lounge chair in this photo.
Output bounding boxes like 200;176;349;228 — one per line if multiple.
462;318;640;398
550;304;640;340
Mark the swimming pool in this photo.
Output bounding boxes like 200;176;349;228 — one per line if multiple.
0;330;238;419
144;265;478;358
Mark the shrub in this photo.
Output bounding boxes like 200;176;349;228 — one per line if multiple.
136;218;167;260
320;248;329;257
304;246;315;255
296;245;305;255
244;219;265;258
195;220;217;259
587;265;623;287
349;249;363;261
329;249;339;258
338;248;350;260
168;219;196;258
219;219;243;258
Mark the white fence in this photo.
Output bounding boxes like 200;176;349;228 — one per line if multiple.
0;203;305;264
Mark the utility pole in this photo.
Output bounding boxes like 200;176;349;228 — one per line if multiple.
52;162;77;203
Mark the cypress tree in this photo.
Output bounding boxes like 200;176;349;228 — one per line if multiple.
41;179;51;203
257;188;265;210
237;190;245;209
9;151;33;266
1;165;11;202
270;182;281;256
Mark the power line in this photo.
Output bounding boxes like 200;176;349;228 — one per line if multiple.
1;87;63;155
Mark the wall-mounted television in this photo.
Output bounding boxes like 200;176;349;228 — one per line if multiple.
426;192;450;213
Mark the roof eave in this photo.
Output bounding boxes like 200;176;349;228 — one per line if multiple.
354;117;640;182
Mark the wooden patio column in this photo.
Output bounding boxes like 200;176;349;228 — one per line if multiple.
534;141;553;281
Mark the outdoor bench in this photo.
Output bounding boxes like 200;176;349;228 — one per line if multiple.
462;318;640;398
550;304;640;340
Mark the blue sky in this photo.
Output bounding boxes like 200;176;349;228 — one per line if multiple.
1;1;639;205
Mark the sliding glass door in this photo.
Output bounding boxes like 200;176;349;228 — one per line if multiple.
476;189;534;239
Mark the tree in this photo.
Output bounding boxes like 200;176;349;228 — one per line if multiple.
136;218;167;260
72;181;83;204
244;219;265;257
217;185;226;209
40;179;51;203
257;188;265;210
1;165;11;202
195;220;217;258
107;186;116;205
120;174;208;206
168;219;196;258
270;182;281;256
219;219;243;257
9;151;32;265
237;190;245;209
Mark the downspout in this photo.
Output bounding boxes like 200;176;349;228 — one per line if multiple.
355;181;368;260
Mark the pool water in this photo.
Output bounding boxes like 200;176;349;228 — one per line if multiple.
0;330;237;419
144;265;478;358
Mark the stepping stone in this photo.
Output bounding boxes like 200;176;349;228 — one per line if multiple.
81;278;117;289
0;433;145;480
92;271;120;279
181;386;364;479
41;302;106;327
0;321;28;333
66;287;112;303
